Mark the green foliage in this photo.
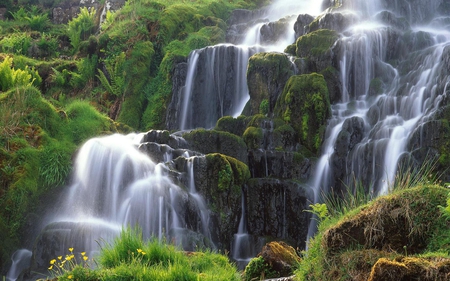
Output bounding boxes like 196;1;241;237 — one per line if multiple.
26;14;50;32
306;203;329;222
64;100;111;144
36;33;59;57
39;141;74;188
92;228;239;281
97;52;127;97
259;99;269;115
69;55;98;89
67;7;96;52
244;256;276;281
0;33;32;55
295;29;339;57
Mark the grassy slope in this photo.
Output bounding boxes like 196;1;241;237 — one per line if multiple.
0;0;267;274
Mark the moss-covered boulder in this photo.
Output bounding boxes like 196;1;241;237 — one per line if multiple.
368;256;450;281
274;73;331;154
244;241;301;280
188;153;250;250
214;115;249;136
182;129;248;164
247;52;295;116
323;185;448;255
295;29;339;72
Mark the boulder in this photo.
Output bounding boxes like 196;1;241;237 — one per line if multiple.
247;52;296;116
294;14;314;39
274;73;331;154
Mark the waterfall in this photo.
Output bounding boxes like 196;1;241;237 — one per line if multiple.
309;0;450;208
168;0;323;130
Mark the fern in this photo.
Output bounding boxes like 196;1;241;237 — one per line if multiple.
0;57;35;92
67;7;96;52
97;52;127;97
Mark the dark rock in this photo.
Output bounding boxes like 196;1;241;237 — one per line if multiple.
259;16;296;45
375;11;410;31
294;14;314;39
165;61;188;130
247;52;296;116
246;178;313;250
307;12;357;34
182;129;248;164
248;150;312;180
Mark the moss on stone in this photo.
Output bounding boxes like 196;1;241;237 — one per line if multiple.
247;52;295;115
243;126;263;150
296;29;339;58
274;73;331;154
183;128;248;163
214;115;248;136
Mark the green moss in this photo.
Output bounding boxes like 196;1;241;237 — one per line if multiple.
214;115;248;136
297;185;450;281
296;29;339;58
274;73;331;154
244;256;277;281
243;126;263;150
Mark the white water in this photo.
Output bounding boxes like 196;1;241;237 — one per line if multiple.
309;0;450;216
176;0;323;130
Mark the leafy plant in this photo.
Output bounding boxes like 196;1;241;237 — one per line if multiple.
26;14;50;32
97;52;126;98
67;7;96;52
0;56;36;91
0;33;32;55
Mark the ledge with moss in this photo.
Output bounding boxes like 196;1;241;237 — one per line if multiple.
295;184;450;280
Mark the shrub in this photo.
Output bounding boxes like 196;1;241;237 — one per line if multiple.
67;7;96;52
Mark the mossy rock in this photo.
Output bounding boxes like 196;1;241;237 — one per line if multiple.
242;126;263;150
182;129;248;164
247;52;295;116
295;29;339;72
244;241;301;280
368;256;450;281
323;185;448;256
214;115;249;136
274;73;331;154
193;153;250;249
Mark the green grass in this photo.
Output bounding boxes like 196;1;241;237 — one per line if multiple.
55;228;240;281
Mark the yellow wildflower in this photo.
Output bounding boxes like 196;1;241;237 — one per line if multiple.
50;259;56;265
48;265;53;270
68;275;73;279
58;256;63;260
69;247;73;252
137;249;142;253
83;256;88;261
141;251;146;255
81;252;86;256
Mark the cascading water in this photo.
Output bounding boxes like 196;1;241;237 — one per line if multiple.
13;133;215;280
308;0;450;230
168;0;323;131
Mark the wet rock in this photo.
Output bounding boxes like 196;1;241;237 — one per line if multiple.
375;11;410;31
182;129;248;164
247;52;296;116
295;29;339;73
259;16;296;45
294;14;314;39
246;178;313;250
307;12;357;34
51;0;126;24
274;73;331;154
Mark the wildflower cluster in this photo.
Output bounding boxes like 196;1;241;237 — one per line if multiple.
48;247;91;278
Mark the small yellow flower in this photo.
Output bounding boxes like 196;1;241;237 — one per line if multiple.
48;265;53;270
141;251;146;255
137;248;142;253
83;256;88;261
69;247;74;252
58;256;63;260
81;252;86;256
50;259;56;265
68;275;73;279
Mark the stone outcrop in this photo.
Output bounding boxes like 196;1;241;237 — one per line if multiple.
246;179;313;250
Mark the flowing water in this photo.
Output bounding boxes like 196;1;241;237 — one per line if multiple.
8;0;450;278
